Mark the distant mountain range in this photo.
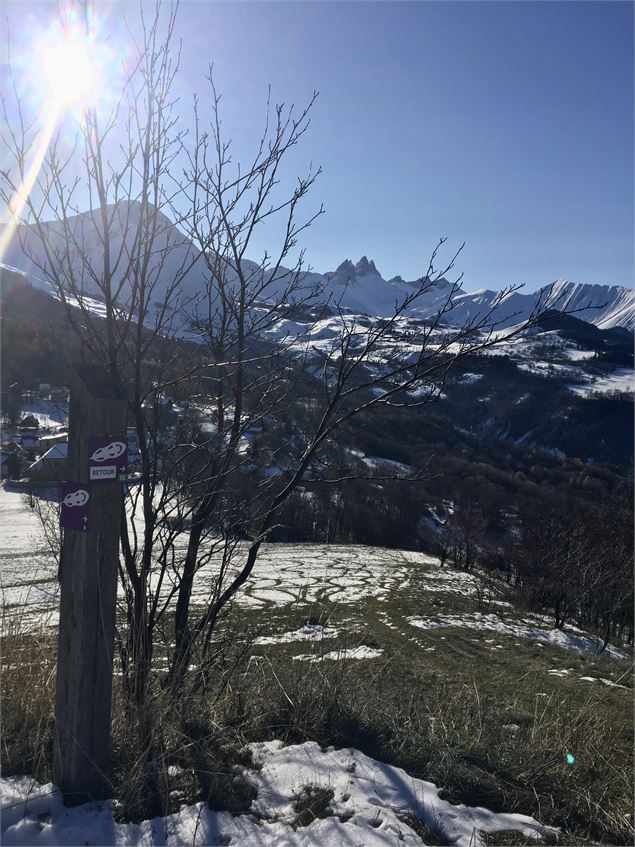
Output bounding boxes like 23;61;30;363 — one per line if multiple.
2;203;634;331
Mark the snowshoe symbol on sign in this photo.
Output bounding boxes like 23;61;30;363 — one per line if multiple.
61;482;91;532
89;441;126;462
62;488;90;508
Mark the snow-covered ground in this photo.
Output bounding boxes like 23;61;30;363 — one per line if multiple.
293;645;384;662
0;740;557;847
407;611;628;659
569;366;635;397
0;486;59;633
0;481;432;631
254;622;337;645
1;485;630;667
19;400;68;430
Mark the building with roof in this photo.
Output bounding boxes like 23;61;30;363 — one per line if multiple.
29;442;68;482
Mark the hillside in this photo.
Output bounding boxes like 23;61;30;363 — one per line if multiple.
2;205;634;331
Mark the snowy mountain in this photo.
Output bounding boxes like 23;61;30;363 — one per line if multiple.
541;279;635;331
318;260;635;331
2;204;633;330
0;203;205;314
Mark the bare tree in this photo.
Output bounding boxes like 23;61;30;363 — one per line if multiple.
1;1;563;722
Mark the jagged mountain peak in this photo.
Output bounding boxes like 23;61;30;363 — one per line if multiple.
354;256;379;276
334;259;356;276
3;203;633;331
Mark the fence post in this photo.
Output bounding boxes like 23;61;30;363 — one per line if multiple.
54;363;127;803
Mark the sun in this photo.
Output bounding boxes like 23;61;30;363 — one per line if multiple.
36;21;104;113
0;10;115;263
40;26;99;110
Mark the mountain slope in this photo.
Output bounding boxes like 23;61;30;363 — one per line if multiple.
2;204;633;330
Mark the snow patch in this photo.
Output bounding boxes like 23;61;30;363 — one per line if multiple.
254;623;337;645
293;645;383;662
0;742;558;847
407;612;629;659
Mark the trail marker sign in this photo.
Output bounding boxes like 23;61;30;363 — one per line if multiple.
54;364;126;803
87;435;127;482
60;482;91;532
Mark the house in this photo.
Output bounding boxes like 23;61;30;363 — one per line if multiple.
38;431;68;449
19;415;40;429
29;442;68;482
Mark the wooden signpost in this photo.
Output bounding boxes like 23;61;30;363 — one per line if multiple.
54;363;127;803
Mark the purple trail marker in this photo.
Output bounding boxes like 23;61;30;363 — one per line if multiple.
61;482;91;533
87;435;128;483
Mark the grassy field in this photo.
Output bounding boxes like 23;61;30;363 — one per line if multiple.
3;548;633;844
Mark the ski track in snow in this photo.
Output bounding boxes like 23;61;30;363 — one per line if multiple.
1;486;630;665
0;482;436;632
0;741;558;847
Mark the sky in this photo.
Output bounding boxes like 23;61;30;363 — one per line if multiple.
1;1;633;293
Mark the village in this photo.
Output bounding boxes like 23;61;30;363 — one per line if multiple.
0;381;162;485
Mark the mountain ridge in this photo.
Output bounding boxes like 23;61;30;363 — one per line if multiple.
1;204;633;331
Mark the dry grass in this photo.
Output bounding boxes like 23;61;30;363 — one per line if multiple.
2;588;632;844
1;626;56;785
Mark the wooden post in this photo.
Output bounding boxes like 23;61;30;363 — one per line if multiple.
54;363;126;803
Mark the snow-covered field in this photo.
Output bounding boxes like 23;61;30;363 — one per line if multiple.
1;482;631;846
0;740;557;847
569;366;635;397
2;484;629;669
0;481;437;632
0;486;59;633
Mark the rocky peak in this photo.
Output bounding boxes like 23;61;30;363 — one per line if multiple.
335;259;356;276
354;256;379;276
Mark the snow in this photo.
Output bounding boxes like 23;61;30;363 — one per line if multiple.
254;623;337;645
0;741;558;847
19;400;68;430
407;612;629;659
362;455;413;475
0;485;59;633
579;676;628;689
7;210;633;336
2;482;628;671
0;479;436;632
562;348;595;362
569;366;634;397
293;645;383;662
543;279;635;331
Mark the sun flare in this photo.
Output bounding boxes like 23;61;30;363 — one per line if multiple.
35;20;106;114
0;11;115;263
41;27;99;110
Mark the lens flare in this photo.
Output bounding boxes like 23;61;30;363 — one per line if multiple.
41;26;100;109
0;7;121;263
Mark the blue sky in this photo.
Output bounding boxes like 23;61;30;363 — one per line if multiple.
173;1;634;291
2;1;633;293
